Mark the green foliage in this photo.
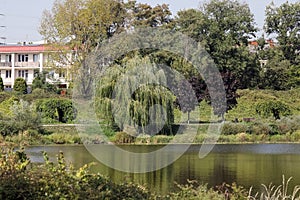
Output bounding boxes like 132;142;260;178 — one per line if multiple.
0;120;19;137
95;56;174;134
151;135;173;144
113;132;136;144
36;98;76;123
45;132;82;144
0;77;3;92
22;88;59;103
1;147;300;199
226;89;300;121
13;78;27;94
32;73;45;90
168;181;225;200
256;100;292;120
0;99;41;137
175;0;258;113
0;96;19;118
129;2;172;27
262;60;292;90
0;148;151;199
221;122;248;135
265;2;300;65
0;92;13;104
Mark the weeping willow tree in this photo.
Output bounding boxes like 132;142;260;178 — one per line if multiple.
95;55;174;135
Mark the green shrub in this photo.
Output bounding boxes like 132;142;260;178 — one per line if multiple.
0;148;151;199
221;122;248;135
236;133;252;142
256;100;292;120
136;134;151;144
0;120;19;136
291;130;300;142
194;134;206;143
13;78;27;94
151;135;173;144
278;116;300;134
0;92;12;103
168;181;225;200
36;98;76;123
46;133;82;144
247;122;271;135
32;74;45;90
113;132;135;144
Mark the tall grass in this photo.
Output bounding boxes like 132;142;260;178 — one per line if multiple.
248;176;300;200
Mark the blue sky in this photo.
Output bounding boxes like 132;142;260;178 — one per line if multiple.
0;0;297;43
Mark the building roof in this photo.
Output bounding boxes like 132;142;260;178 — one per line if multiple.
0;44;48;53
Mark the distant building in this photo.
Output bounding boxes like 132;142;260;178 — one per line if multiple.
0;42;69;90
248;39;277;68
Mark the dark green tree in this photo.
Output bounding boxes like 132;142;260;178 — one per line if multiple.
32;73;46;90
265;1;300;65
256;100;291;120
14;78;27;94
175;0;258;115
260;58;292;90
36;98;76;123
128;1;173;28
0;77;4;92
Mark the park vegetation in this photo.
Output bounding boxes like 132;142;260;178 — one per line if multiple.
0;0;299;145
39;0;299;142
0;1;299;199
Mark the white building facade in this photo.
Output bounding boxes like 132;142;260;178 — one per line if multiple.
0;44;69;90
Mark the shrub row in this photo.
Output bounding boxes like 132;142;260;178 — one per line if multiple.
221;116;300;136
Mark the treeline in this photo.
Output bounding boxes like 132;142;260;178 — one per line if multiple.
39;0;299;132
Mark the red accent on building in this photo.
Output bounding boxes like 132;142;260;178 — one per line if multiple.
0;45;49;53
249;41;258;46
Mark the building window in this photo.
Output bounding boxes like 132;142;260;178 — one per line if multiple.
5;70;11;78
59;70;65;78
18;70;28;78
33;54;39;62
18;54;29;62
5;55;11;62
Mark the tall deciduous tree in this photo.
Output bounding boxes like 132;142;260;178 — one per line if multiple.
40;0;127;98
40;0;173;98
265;1;300;65
175;0;258;115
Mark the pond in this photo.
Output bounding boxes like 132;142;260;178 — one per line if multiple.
25;144;300;194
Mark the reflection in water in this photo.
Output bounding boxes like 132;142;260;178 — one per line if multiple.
25;144;300;194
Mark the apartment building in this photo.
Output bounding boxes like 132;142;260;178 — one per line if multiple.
0;43;69;90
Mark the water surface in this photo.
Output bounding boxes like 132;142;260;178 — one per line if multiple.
25;144;300;194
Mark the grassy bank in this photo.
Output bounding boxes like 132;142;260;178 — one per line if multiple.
2;119;300;146
0;147;299;199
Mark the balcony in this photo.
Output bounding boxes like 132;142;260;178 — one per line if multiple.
3;77;12;84
0;62;12;68
15;62;39;68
